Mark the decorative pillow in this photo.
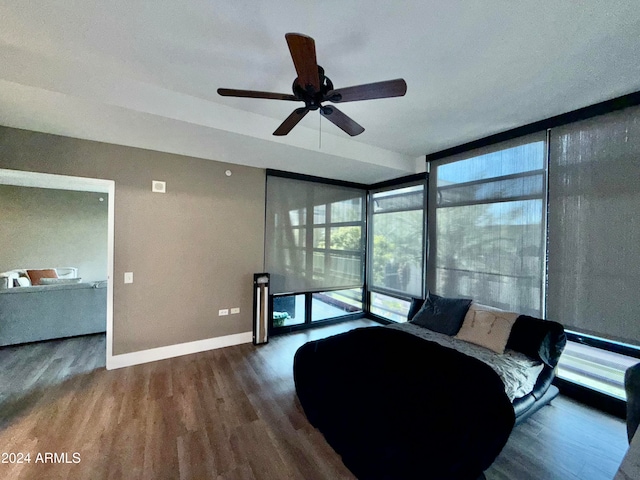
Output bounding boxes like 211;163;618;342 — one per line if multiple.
506;315;566;367
410;293;472;335
455;303;518;354
55;267;78;279
26;269;58;286
407;297;427;322
39;277;83;285
16;277;31;287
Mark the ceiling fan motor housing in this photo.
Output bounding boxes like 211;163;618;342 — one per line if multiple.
293;66;335;110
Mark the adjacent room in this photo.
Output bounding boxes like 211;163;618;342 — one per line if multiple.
1;2;639;479
0;184;108;347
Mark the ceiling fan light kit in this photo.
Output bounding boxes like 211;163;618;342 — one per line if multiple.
217;33;407;137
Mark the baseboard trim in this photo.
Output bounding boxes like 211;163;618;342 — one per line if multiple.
106;331;253;370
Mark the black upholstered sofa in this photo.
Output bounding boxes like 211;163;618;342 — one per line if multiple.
294;295;566;479
405;295;567;424
508;314;566;424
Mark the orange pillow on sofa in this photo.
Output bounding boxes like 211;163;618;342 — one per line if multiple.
26;269;58;286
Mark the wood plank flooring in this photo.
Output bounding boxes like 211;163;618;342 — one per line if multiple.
0;320;629;480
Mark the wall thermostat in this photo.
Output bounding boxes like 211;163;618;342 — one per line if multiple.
152;180;166;193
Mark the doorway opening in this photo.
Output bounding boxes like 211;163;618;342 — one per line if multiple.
0;168;114;366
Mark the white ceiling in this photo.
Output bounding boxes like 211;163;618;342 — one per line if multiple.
1;1;639;184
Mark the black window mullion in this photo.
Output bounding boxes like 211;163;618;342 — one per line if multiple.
305;292;313;325
305;191;313;285
436;169;545;191
324;201;332;285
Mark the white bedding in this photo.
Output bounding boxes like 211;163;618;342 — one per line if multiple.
386;322;544;401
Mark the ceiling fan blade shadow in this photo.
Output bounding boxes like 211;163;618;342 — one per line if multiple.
326;79;407;103
217;88;298;101
320;106;365;136
273;108;310;136
285;33;320;92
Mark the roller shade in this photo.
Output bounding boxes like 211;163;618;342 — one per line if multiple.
547;105;640;346
428;133;547;317
265;175;366;294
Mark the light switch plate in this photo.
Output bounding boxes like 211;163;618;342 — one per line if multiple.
230;307;240;314
218;309;229;316
124;272;133;284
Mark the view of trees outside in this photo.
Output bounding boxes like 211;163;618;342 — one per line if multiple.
371;210;424;295
369;185;425;321
325;225;361;251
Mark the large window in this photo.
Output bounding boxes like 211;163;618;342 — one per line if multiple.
557;338;638;400
368;182;426;322
547;105;640;398
426;104;640;400
265;174;365;329
428;135;547;317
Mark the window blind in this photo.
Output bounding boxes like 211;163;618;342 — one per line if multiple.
547;105;640;346
265;175;366;294
427;133;547;317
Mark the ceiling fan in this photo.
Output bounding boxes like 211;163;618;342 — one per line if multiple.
217;33;407;137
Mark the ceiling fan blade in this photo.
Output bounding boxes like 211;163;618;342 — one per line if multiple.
320;106;365;136
285;33;320;92
326;79;407;103
217;88;298;101
273;108;310;136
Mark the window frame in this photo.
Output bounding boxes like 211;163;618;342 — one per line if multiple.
269;286;365;334
366;177;428;323
266;170;367;333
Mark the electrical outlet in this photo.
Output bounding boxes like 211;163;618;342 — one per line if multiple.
124;272;133;284
230;307;240;314
218;309;229;316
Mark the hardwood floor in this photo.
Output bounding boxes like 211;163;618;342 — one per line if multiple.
0;321;629;479
488;396;627;480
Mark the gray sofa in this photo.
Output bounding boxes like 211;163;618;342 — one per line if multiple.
0;282;107;346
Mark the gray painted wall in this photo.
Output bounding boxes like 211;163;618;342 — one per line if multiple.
0;126;266;355
0;185;108;281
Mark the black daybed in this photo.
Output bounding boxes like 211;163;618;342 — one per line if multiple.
293;295;566;480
